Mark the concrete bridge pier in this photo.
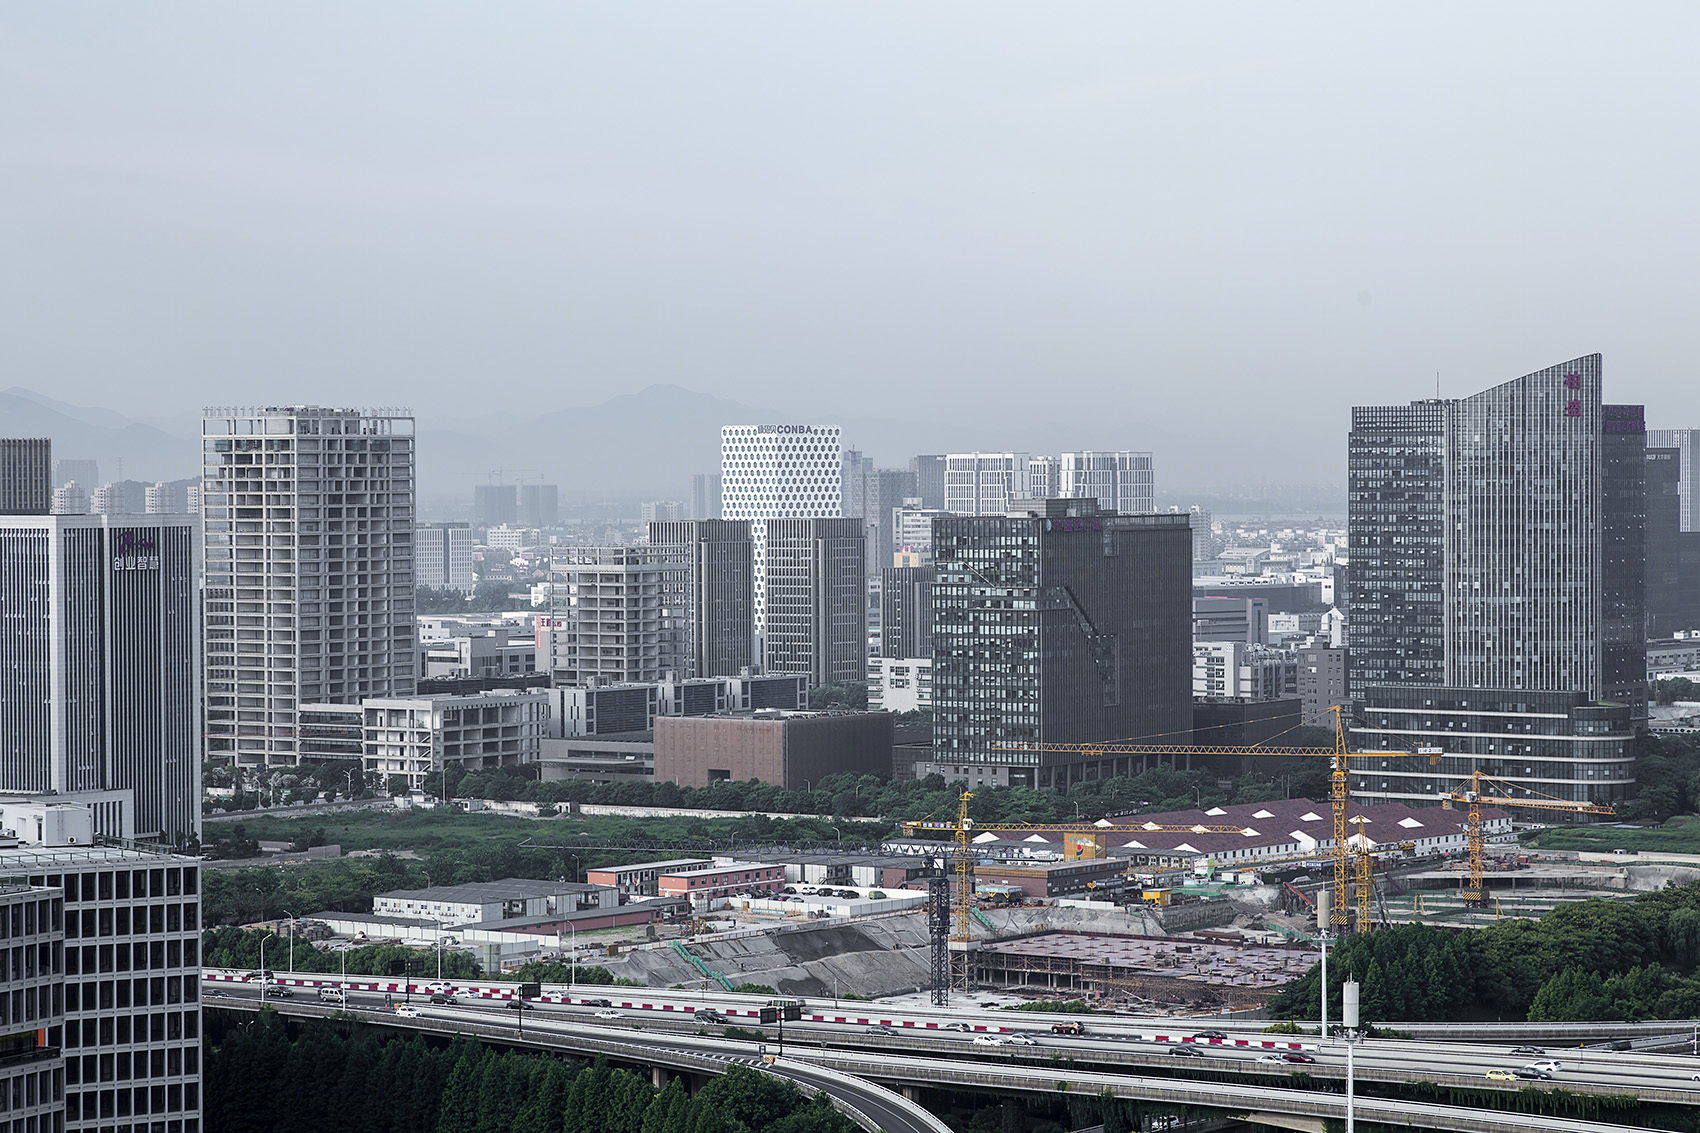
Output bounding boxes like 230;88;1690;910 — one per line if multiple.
900;1085;922;1104
652;1066;668;1090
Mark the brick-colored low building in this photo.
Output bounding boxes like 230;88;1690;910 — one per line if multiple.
585;858;714;897
654;710;893;789
658;861;786;900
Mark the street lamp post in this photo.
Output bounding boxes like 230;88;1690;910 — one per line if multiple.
259;936;268;1004
284;910;296;975
1343;979;1360;1133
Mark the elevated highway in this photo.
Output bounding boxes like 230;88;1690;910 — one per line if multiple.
208;978;1698;1133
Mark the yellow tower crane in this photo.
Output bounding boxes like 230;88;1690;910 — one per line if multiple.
1439;769;1614;905
902;791;1252;986
992;706;1383;933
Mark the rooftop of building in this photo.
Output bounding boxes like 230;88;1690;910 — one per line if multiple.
377;877;604;904
658;861;781;878
587;857;713;875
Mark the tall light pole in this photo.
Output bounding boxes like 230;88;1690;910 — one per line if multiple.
259;935;268;1004
284;910;296;975
1343;979;1360;1133
1317;889;1331;1038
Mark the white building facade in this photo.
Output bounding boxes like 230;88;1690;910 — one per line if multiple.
943;453;1030;516
362;690;549;791
201;406;417;767
868;656;932;713
719;424;842;633
417;522;475;592
1060;451;1154;515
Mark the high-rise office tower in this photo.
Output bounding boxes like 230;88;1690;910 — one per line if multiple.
0;513;202;843
720;424;842;632
518;483;559;527
52;458;98;493
1;438;52;515
90;481;146;516
472;483;517;526
1060;451;1154;515
1027;456;1060;501
762;518;865;687
944;453;1030;515
842;456;917;582
909;455;946;510
691;472;723;520
201;406;417;766
549;546;676;684
640;500;685;524
1649;429;1700;531
1349;355;1644;806
1646;446;1700;637
649;519;755;678
926;498;1192;789
417;521;476;592
880;564;934;658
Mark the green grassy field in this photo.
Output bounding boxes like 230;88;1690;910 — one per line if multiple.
1523;819;1700;855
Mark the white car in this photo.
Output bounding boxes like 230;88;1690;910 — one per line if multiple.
422;983;452;995
395;1004;420;1019
1525;1060;1563;1074
593;1009;622;1020
1004;1034;1039;1046
1256;1054;1286;1064
971;1034;1006;1046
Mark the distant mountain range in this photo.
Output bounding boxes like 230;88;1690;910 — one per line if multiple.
2;384;1340;517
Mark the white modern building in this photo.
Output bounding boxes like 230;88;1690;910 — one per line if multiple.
891;499;945;561
868;656;932;713
417;521;475;591
1192;641;1297;701
201;406;417;767
1060;451;1154;515
720;424;843;632
1026;456;1060;501
943;453;1029;515
0;513;202;844
51;481;89;515
0;843;205;1133
361;689;549;791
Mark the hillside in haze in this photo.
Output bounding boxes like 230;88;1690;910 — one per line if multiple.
5;384;1336;517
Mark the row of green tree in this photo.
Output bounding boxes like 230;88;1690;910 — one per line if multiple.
449;749;1339;828
202;926;485;978
1268;881;1700;1022
204;1011;859;1133
417;582;530;614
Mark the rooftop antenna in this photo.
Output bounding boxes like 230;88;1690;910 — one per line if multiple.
1436;371;1441;399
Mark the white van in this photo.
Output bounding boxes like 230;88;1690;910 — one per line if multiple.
318;987;347;1004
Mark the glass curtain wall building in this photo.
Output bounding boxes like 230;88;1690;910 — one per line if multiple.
1348;356;1644;806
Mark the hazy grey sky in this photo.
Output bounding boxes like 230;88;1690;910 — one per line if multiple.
7;3;1700;460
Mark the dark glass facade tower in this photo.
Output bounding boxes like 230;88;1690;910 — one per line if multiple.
924;499;1191;790
761;518;865;687
880;565;934;658
649;519;755;679
0;438;51;516
1348;355;1644;806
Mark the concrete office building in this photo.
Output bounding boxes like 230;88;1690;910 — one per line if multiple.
648;519;755;679
868;657;932;713
1192;642;1296;701
880;565;934;658
1646;445;1700;637
90;483;146;516
655;710;894;789
548;546;675;685
472;484;517;527
0;514;201;844
518;483;558;527
1026;457;1060;502
1649;428;1700;531
762;518;865;688
201;405;417;766
0;438;51;516
944;452;1030;516
925;498;1192;789
842;455;916;582
640;500;684;524
361;689;548;791
0;843;205;1133
909;455;946;510
1295;642;1348;723
548;672;807;737
690;472;723;521
891;500;946;561
52;482;90;516
1193;595;1269;644
53;460;99;496
417;521;476;592
720;424;842;633
145;482;187;514
1060;451;1155;515
0;881;66;1133
1349;355;1644;806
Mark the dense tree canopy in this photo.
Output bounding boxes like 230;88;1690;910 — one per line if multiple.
203;1013;860;1133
